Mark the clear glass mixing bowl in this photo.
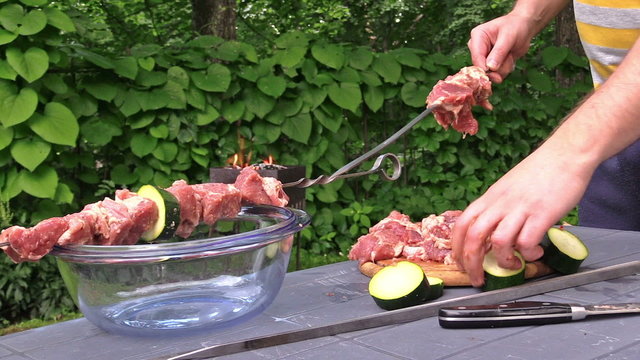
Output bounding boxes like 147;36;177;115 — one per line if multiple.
51;205;310;337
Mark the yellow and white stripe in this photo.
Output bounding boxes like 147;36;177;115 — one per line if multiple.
574;0;640;87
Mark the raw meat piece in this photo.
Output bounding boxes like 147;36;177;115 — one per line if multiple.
426;66;493;136
348;210;462;265
166;180;202;238
191;183;242;225
234;167;289;207
115;189;159;245
83;198;134;246
58;211;96;246
0;218;68;262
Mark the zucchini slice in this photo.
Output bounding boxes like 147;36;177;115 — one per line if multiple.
482;250;526;291
369;261;430;311
543;227;589;274
426;276;444;300
137;185;181;241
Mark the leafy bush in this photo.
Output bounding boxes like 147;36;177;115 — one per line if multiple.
0;0;591;324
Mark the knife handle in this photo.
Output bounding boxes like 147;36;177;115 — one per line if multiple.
438;301;576;329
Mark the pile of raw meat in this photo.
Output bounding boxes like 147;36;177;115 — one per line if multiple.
426;66;493;136
348;210;462;265
0;167;289;263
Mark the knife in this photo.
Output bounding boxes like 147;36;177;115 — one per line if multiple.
438;300;640;329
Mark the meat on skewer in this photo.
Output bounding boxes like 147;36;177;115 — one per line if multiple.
0;167;289;263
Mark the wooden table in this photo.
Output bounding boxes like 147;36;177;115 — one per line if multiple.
1;226;639;360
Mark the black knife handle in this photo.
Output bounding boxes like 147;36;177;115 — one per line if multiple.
438;301;575;329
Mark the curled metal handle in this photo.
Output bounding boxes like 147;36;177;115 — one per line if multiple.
283;153;402;188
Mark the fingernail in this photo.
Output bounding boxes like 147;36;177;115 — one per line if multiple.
486;59;498;70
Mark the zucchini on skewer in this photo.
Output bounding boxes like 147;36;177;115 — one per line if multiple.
543;227;589;274
369;261;430;310
137;185;181;241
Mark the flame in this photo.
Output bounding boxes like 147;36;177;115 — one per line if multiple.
264;154;275;165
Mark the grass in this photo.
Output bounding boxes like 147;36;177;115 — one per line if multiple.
0;313;83;336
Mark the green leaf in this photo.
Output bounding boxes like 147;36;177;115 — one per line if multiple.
391;48;422;68
0;126;13;150
275;46;307;67
135;69;166;87
214;41;241;61
400;82;429;108
313;107;342;133
111;164;138;185
359;70;382;87
300;85;327;110
243;88;276;118
152;141;178;162
29;102;78;146
137;57;155;71
149;123;169;138
196;105;220;125
252;121;280;144
191;63;231;92
113;56;138;80
186;86;205;110
19;0;48;5
83;80;118;101
131;133;157;157
542;46;569;69
275;31;310;49
0;59;17;80
167;66;190;88
80;116;122;146
43;74;68;94
527;69;553;92
73;47;113;69
43;7;75;32
1;87;37;127
327;82;362;113
282;113;312;144
131;44;161;57
18;9;46;35
372;53;402;84
257;74;286;97
311;42;345;70
364;85;384;112
10;137;50;171
129;113;155;129
0;29;17;45
349;47;373;70
19;165;58;199
222;101;245;122
68;93;97;117
0;4;23;31
54;183;74;204
334;67;360;83
162;81;187;109
6;46;49;83
1;167;21;201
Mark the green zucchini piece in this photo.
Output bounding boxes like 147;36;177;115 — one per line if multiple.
482;250;525;291
426;276;444;300
369;261;430;311
543;227;589;274
137;185;181;241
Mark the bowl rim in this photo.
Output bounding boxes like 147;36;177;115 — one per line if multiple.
51;205;310;263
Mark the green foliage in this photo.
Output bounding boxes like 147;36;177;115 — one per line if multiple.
0;0;591;325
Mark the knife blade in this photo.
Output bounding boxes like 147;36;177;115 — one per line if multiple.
438;300;640;329
163;260;640;360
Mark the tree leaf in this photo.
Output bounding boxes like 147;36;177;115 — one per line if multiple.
83;79;118;101
313;107;342;133
400;82;430;108
527;69;553;92
275;46;307;67
42;74;68;94
10;137;50;171
364;85;384;112
18;9;46;35
1;87;37;127
152;141;178;162
196;104;219;125
113;56;138;80
282;113;312;144
372;53;402;84
349;47;373;70
0;29;18;45
1;167;21;201
222;101;245;122
391;48;422;68
243;87;275;118
19;165;58;199
327;82;362;113
191;63;231;92
6;46;49;83
0;126;13;150
43;7;75;32
54;183;74;204
0;59;17;80
186;86;205;110
542;46;569;69
252;121;281;144
29;102;78;146
275;31;310;49
80;116;122;146
311;42;345;70
135;69;166;87
257;74;286;97
19;0;48;6
0;4;23;31
167;66;190;88
137;57;155;71
111;164;138;185
73;47;113;69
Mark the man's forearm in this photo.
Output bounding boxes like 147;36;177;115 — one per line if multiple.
510;0;570;35
542;37;640;171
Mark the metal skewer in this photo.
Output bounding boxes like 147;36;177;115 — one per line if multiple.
283;107;433;188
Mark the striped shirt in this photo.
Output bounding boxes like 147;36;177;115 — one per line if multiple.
574;0;640;87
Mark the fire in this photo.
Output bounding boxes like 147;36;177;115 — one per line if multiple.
264;155;275;165
227;152;276;168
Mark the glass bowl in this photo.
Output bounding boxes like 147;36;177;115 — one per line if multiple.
51;205;310;337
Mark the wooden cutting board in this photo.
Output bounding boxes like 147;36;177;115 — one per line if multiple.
359;258;554;286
